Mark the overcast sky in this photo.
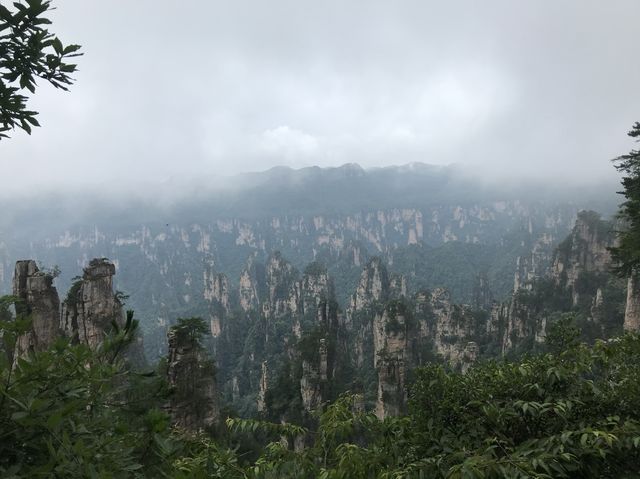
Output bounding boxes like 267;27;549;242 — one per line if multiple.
2;0;639;195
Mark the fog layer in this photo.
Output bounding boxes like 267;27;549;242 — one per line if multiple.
1;0;639;195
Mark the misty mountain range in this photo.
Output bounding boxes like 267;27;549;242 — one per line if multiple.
0;162;621;360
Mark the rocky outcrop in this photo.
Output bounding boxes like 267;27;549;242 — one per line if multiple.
297;263;335;337
297;275;338;413
205;271;230;337
349;257;389;313
300;263;332;315
263;252;299;321
0;188;588;367
551;211;614;306
202;252;342;414
491;212;624;353
497;292;544;354
12;260;61;357
257;361;268;412
239;254;263;313
624;274;640;331
300;339;328;412
417;288;478;368
460;342;479;374
373;302;408;419
10;258;147;367
346;258;392;369
375;353;406;419
166;326;218;432
514;233;555;292
61;258;124;348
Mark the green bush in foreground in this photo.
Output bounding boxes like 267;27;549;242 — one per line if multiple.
3;305;640;477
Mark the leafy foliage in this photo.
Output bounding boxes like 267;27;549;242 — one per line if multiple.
0;301;170;477
0;0;81;138
611;121;640;276
171;316;210;346
409;334;640;478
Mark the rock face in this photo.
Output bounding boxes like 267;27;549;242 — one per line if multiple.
205;271;229;338
551;211;615;306
297;270;338;414
263;252;299;322
344;258;414;418
12;260;61;357
239;254;264;313
494;292;545;354
61;258;124;348
257;361;268;412
300;339;328;412
423;289;477;367
624;274;640;331
373;303;408;419
166;327;218;431
349;257;389;313
206;252;341;415
488;211;626;353
346;257;393;370
513;233;556;292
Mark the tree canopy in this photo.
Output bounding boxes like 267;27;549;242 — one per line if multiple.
611;121;640;276
0;0;81;139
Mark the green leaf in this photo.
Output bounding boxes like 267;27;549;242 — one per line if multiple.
52;37;63;54
46;412;63;429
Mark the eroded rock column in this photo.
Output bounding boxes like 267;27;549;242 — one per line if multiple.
13;260;61;357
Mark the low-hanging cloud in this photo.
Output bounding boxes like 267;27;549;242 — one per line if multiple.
1;0;638;198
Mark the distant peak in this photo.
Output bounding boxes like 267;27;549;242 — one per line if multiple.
337;162;364;171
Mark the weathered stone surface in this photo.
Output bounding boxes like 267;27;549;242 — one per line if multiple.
423;289;478;367
12;260;61;357
205;271;229;337
300;265;332;317
239;254;263;313
460;341;479;374
374;306;408;419
257;360;268;412
10;258;146;366
297;269;338;413
624;274;640;331
349;257;389;313
300;339;328;412
264;252;299;321
61;258;124;348
513;233;555;292
494;212;624;354
551;211;614;306
166;327;218;432
346;258;393;368
375;353;406;419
